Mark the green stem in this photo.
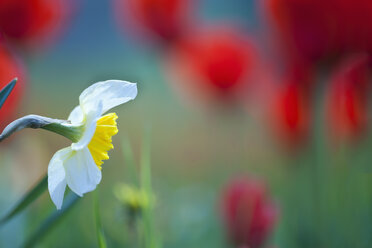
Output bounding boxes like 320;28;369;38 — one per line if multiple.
140;129;157;248
93;191;107;248
42;123;83;143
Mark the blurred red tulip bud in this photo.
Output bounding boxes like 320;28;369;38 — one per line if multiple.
270;67;311;147
221;177;278;248
0;0;70;47
326;54;370;142
114;0;192;43
0;44;26;130
165;27;257;107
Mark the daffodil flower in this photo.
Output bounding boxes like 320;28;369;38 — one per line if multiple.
47;80;137;209
0;80;137;209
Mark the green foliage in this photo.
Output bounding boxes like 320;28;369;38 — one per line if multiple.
274;85;372;248
0;78;17;111
0;175;47;225
94;191;107;248
23;193;80;247
116;134;160;248
140;130;159;248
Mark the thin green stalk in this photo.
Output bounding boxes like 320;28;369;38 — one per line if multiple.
311;77;328;245
94;191;107;248
122;138;142;247
140;129;157;248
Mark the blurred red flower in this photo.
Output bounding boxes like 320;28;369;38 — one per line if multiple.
266;0;334;64
114;0;192;43
0;0;69;46
265;0;372;65
165;27;257;107
269;66;312;147
326;54;371;141
221;177;278;248
0;43;26;130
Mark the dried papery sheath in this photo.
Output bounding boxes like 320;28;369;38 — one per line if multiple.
0;114;83;142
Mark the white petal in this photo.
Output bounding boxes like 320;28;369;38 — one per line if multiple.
79;80;137;114
64;147;102;196
71;102;103;151
68;106;84;125
48;147;71;209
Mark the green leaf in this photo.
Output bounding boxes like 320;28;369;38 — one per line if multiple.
0;175;47;225
23;192;80;247
94;191;107;248
0;78;17;110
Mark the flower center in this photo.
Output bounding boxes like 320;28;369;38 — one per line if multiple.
88;113;118;169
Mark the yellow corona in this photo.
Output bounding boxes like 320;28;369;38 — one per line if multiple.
88;113;118;169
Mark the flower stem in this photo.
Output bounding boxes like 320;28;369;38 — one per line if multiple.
42;122;83;143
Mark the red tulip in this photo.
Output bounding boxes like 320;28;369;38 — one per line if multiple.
266;0;334;64
0;43;26;130
0;0;69;46
270;66;311;147
265;0;372;65
335;0;372;55
165;27;257;106
114;0;192;43
221;177;278;248
326;54;370;141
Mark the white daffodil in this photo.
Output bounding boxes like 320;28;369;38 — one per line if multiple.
46;80;137;209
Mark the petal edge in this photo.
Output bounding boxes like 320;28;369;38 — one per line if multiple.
48;147;71;209
79;80;137;114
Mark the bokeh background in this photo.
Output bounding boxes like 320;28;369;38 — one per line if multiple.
1;0;372;247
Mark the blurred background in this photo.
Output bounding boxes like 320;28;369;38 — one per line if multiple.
1;0;372;247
